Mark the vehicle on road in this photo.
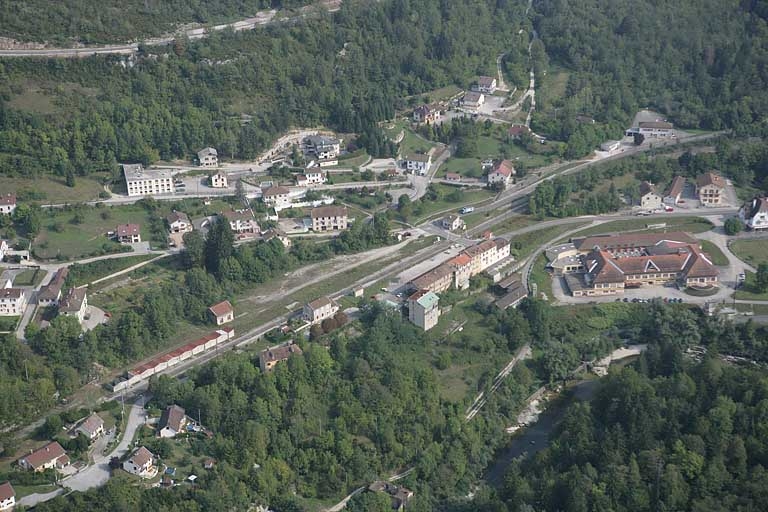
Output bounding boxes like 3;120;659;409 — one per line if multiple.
460;206;475;214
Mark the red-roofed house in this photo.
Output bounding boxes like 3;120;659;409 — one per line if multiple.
208;300;234;325
508;125;530;139
77;413;105;440
123;446;157;478
0;481;14;511
487;160;515;187
116;224;141;244
18;441;69;472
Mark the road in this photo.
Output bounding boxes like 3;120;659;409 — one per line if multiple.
0;1;342;58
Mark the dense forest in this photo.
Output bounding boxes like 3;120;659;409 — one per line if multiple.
532;0;768;142
0;0;313;43
0;0;527;180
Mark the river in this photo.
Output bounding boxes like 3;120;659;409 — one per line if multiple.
484;355;639;486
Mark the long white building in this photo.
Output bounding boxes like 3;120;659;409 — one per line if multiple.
123;164;175;197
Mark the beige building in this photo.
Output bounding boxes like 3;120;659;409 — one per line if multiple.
0;285;27;316
0;193;16;216
166;211;192;233
462;91;485;109
639;181;662;210
259;344;303;372
208;300;234;325
310;206;349;231
222;209;260;237
123;446;157;478
17;441;69;472
407;290;440;331
303;296;339;325
473;76;497;94
696;171;726;206
116;223;141;244
198;147;218;167
38;267;68;307
442;214;465;231
262;186;291;208
209;170;228;188
59;287;88;323
123;164;175;197
77;413;105;440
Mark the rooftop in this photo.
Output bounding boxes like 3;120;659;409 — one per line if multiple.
0;288;23;300
160;405;186;432
129;446;154;467
697;171;725;189
59;287;87;313
639;121;673;130
409;290;439;309
477;76;496;86
260;344;304;364
573;232;698;252
0;481;13;502
79;413;104;435
262;186;290;197
666;176;686;197
639;181;657;196
166;211;190;225
307;296;333;310
492;160;515;177
20;441;66;469
463;91;484;102
38;267;69;302
122;164;173;181
116;223;141;237
198;147;217;157
411;263;454;289
0;193;16;206
311;206;348;218
208;300;233;318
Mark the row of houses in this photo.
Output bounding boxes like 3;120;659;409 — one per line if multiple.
639;171;727;210
547;232;719;297
111;327;235;392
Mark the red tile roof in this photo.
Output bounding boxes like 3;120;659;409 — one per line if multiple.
447;254;472;267
208;300;233;318
0;194;16;206
697;171;725;189
0;481;14;501
20;441;66;470
116;223;140;236
492;160;515;177
573;232;698;252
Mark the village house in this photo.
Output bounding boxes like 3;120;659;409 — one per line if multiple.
222;209;260;237
208;300;234;325
696;171;726;206
262;186;291;208
442;214;465;231
473;76;497;94
445;172;461;182
17;441;70;472
739;197;768;230
0;283;27;316
116;223;141;244
197;147;218;167
123;446;157;478
296;170;326;186
310;206;349;232
638;120;674;137
38;267;68;307
664;176;686;205
368;481;414;511
259;344;303;372
411;263;455;294
402;153;431;175
487;160;515;187
123;164;175;197
159;405;187;438
166;211;192;233
303;296;339;325
0;481;14;511
447;253;473;289
77;413;105;441
508;125;530;140
262;228;292;248
600;140;621;152
462;91;485;109
639;181;662;210
209;170;228;188
59;287;88;324
304;135;340;161
413;104;441;124
0;194;16;216
407;290;441;331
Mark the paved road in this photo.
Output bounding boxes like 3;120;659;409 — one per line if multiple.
18;488;65;508
62;396;147;492
0;1;341;58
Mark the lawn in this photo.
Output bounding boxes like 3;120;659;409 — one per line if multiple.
0;175;107;204
407;84;463;103
529;253;554;301
731;239;768;266
33;204;154;260
335;149;371;168
700;240;729;266
13;268;47;287
438;157;483;178
399;129;438;156
734;271;768;301
413;184;495;223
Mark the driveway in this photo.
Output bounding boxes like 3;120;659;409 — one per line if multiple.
18;488;64;508
62;396;147;492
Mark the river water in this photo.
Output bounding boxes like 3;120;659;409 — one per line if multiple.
485;356;638;486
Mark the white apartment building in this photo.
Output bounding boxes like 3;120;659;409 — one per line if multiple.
303;296;339;325
198;147;218;167
0;285;27;316
123;164;175;197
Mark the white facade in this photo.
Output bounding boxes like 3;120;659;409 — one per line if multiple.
487;170;511;186
739;198;768;230
123;164;175;197
0;286;26;316
209;171;228;188
640;191;663;210
0;240;7;261
403;155;431;175
198;147;218;167
303;297;339;325
0;194;16;216
0;482;14;511
123;447;156;478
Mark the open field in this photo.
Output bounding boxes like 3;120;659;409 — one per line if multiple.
529;253;554;300
567;217;714;239
413;184;496;223
68;254;159;286
0;175;107;204
734;271;768;301
731;239;768;266
399;129;438;156
13;268;47;286
34;204;153;260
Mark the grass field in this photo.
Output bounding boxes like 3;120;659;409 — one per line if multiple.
0;175;107;204
438;157;484;178
13;268;47;287
731;239;768;266
734;272;768;301
529;253;554;300
568;217;714;239
68;254;159;287
34;204;153;260
700;240;729;266
399;129;438;156
413;184;495;223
